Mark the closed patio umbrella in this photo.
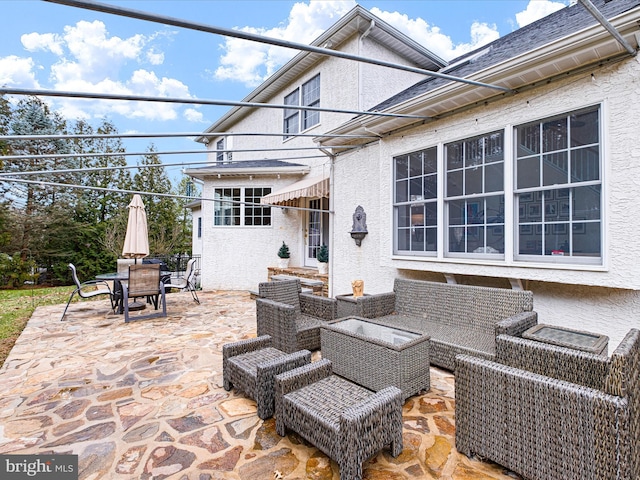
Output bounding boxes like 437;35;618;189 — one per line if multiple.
122;194;149;261
121;194;150;311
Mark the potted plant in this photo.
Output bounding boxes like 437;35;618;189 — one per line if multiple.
317;244;328;274
277;241;290;268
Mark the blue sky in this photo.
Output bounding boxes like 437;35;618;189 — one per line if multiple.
1;0;569;182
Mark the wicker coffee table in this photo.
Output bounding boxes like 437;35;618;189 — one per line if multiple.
321;316;430;400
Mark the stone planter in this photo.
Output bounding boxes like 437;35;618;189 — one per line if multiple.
317;262;328;274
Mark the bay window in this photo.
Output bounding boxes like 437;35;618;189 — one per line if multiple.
392;104;602;266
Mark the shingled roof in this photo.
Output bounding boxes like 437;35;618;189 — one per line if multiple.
372;0;640;112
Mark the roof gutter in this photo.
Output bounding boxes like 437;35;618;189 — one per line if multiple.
578;0;637;55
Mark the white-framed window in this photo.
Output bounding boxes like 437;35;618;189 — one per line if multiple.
216;139;225;164
213;187;272;226
445;130;505;256
392;105;602;265
393;147;438;253
197;217;202;238
283;74;320;138
515;106;601;262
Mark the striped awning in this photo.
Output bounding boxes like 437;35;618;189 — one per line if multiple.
261;175;329;207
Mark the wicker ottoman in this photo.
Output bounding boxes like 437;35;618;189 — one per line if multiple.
223;335;311;419
275;359;403;480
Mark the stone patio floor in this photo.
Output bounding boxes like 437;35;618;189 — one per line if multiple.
0;290;521;479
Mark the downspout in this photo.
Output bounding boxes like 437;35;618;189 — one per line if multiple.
320;147;335;297
577;0;637;56
359;20;376;111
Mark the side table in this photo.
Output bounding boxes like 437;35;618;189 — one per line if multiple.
522;324;609;355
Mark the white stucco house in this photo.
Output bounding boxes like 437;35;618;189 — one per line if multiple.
189;0;640;349
186;5;447;289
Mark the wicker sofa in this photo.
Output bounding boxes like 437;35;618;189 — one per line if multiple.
256;279;337;353
455;329;640;480
348;278;535;370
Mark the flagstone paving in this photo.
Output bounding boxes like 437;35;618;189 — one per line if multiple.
0;290;520;479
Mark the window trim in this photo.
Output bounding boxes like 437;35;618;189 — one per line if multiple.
213;186;272;227
283;74;320;139
391;104;603;268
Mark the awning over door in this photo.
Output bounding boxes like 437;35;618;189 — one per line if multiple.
260;175;329;207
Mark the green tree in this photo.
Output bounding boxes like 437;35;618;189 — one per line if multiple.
2;97;72;263
132;145;182;255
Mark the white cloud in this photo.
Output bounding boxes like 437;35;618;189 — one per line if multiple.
0;56;40;88
184;108;204;123
10;19;197;123
21;32;65;56
516;0;568;28
370;8;499;61
214;0;356;87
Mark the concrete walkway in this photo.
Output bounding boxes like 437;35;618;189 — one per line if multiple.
0;290;519;479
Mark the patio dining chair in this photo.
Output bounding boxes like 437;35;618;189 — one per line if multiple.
122;264;167;323
164;258;200;304
60;263;115;321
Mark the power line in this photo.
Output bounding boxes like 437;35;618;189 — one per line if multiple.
0;155;328;177
43;0;513;93
0;131;379;141
0;87;432;121
0;145;356;162
1;176;332;213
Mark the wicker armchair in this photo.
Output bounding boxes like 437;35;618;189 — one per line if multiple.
223;335;311;419
275;359;403;480
455;329;640;480
256;279;337;353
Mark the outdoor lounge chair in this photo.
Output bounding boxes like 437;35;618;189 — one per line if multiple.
60;263;116;321
164;257;199;304
256;279;337;353
122;264;166;323
223;335;311;419
455;329;640;480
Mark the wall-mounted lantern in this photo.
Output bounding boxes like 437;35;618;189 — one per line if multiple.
350;205;368;246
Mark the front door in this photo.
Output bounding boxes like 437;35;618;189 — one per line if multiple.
305;197;329;266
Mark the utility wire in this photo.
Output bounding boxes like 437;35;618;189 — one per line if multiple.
1;176;332;213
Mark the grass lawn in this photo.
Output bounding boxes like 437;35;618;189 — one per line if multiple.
0;286;76;367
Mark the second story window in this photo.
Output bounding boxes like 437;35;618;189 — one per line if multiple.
216;139;225;164
283;74;320;138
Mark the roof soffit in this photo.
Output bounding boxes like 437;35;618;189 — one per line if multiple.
319;6;640;148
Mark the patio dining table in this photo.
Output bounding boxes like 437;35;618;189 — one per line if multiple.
96;271;171;314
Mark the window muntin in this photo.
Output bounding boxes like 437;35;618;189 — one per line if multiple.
302;75;320;130
213;187;272;227
393;147;438;253
283;90;299;138
214;188;240;226
216;139;224;164
244;187;272;226
283;74;320;138
445;131;505;255
515;106;601;260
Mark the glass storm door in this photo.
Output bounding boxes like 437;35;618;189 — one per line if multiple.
305;198;329;266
